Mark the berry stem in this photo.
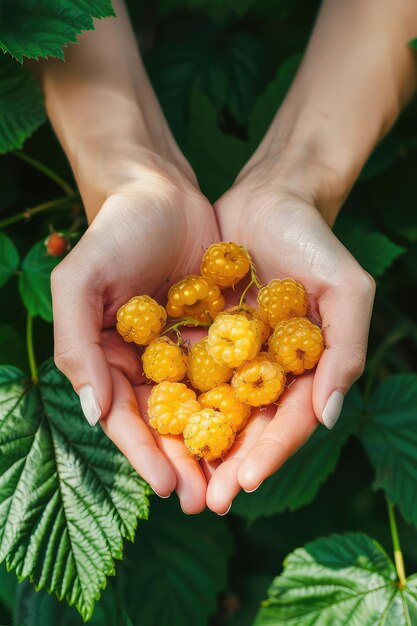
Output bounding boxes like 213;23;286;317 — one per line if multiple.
162;318;211;339
26;314;39;385
387;498;407;589
238;249;261;308
12;150;75;196
0;193;80;230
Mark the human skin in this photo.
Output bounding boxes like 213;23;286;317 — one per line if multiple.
36;0;417;514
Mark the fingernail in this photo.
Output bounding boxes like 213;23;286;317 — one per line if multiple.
322;391;344;429
153;490;171;499
244;482;262;494
79;385;101;426
218;503;232;516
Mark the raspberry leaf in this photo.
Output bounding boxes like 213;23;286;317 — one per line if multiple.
359;374;417;529
254;533;417;626
18;240;62;321
0;359;150;621
0;55;45;153
336;225;405;278
124;497;233;626
0;0;115;62
233;386;361;521
0;232;19;287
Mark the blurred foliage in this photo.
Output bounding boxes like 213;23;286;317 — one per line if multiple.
0;0;417;624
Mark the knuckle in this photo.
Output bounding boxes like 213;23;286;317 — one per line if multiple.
53;347;78;375
346;345;367;381
356;269;376;298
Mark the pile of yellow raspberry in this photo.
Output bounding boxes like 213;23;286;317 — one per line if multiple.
116;242;324;460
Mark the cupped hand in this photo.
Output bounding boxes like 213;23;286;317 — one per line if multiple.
206;157;375;514
51;157;219;512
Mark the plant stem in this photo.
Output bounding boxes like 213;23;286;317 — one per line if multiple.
0;193;79;229
12;150;75;196
26;314;38;385
387;498;407;589
162;318;211;337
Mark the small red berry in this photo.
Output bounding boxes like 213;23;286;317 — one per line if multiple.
45;233;70;257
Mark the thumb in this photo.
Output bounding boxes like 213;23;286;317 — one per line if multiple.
51;253;112;426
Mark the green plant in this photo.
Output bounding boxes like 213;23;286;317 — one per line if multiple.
0;1;417;624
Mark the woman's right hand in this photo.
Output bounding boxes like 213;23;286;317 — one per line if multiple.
51;152;220;513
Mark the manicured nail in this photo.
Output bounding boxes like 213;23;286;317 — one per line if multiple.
153;490;171;499
322;391;344;429
218;504;232;516
244;482;262;494
79;385;101;426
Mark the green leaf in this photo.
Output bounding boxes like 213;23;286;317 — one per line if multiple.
233;386;361;522
409;38;417;49
18;240;61;321
0;1;115;62
125;496;233;626
15;578;132;626
0;54;45;153
0;360;150;621
0;232;19;286
359;374;417;529
337;225;405;278
254;533;417;626
249;54;301;148
185;90;250;201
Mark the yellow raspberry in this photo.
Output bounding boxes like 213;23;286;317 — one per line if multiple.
207;313;261;368
166;275;225;324
231;352;286;407
148;381;200;435
198;384;251;432
200;241;250;288
257;278;308;329
187;337;233;392
226;305;271;344
142;336;187;383
268;317;324;375
116;295;166;345
183;408;235;460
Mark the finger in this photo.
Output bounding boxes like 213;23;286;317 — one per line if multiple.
100;368;176;497
51;247;112;426
238;374;317;491
206;407;273;515
135;384;207;514
101;329;145;385
313;271;375;429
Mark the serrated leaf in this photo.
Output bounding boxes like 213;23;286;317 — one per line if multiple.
249;54;301;148
185;90;250;201
337;226;405;278
0;54;45;153
254;533;417;626
15;578;132;626
359;374;417;529
125;496;233;626
0;232;19;286
233;386;361;522
0;360;150;621
18;240;62;321
0;1;115;62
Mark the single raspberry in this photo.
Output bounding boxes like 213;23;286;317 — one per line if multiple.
148;381;200;435
231;352;286;407
226;305;271;344
207;313;261;368
116;295;166;345
166;275;225;324
198;383;251;432
183;408;235;460
257;278;308;329
45;232;70;257
268;317;324;375
187;337;233;392
142;336;187;383
200;242;250;288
